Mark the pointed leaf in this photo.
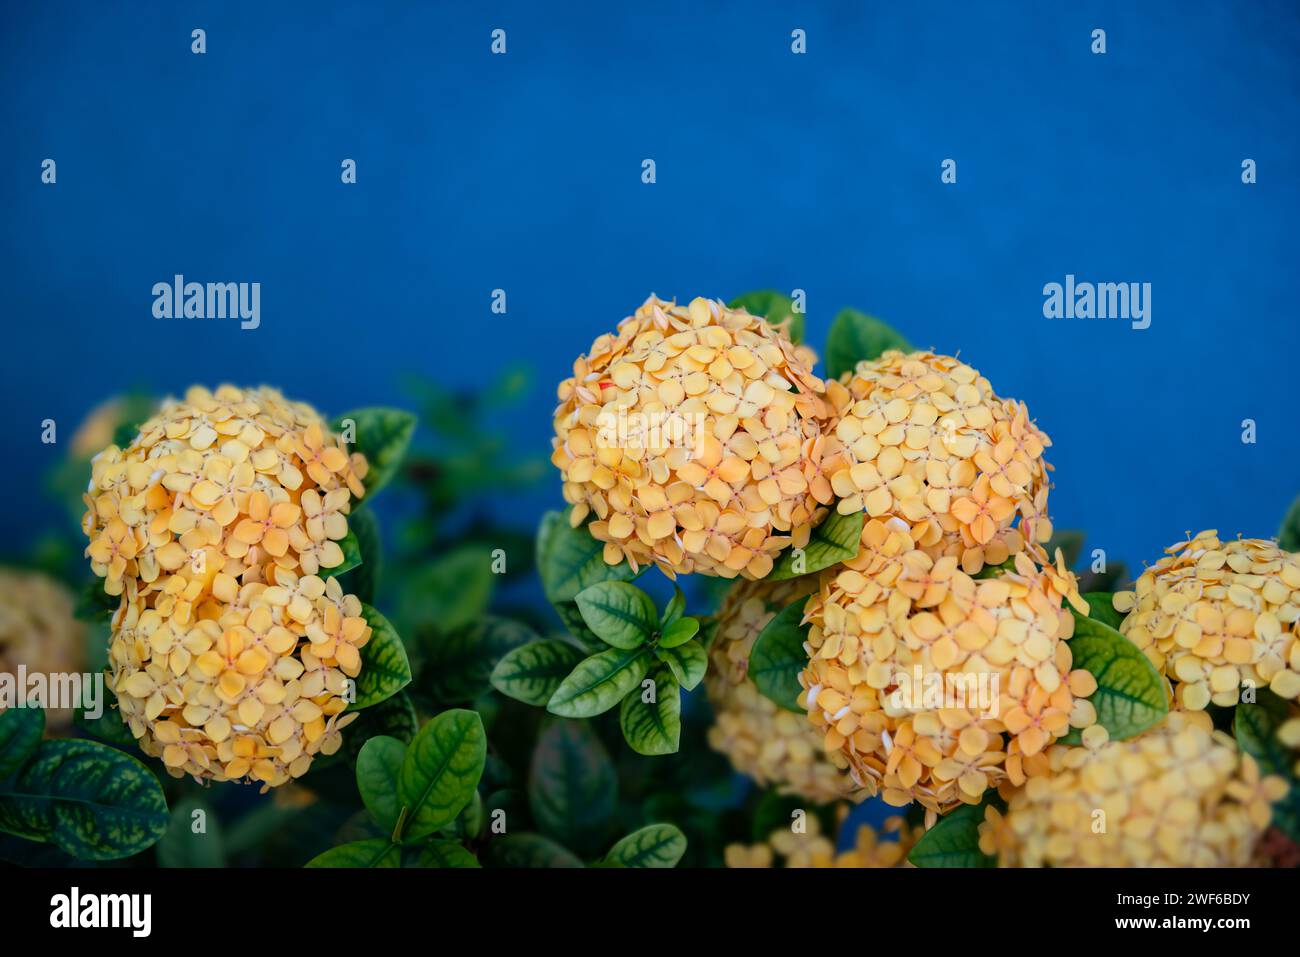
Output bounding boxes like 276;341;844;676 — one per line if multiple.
547;647;650;718
659;617;699;649
908;803;996;868
619;664;681;756
339;504;382;604
749;599;811;713
1057;610;1167;745
491;639;588;706
657;639;706;692
538;509;635;604
398;709;486;841
356;735;407;833
574;581;657;649
0;739;168;860
601;823;687;867
661;587;686;629
768;510;863;581
350;603;412;710
417;839;481;868
825;308;911;380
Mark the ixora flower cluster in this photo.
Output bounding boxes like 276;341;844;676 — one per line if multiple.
552;293;1295;866
82;385;371;788
1114;531;1300;709
0;570;85;729
725;813;923;868
979;711;1285;866
551;294;835;579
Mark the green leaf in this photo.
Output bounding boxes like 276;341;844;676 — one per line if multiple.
397;709;487;841
619;664;681;756
657;639;707;692
1280;494;1300;552
417;839;481;868
157;795;224;868
730;290;803;344
423;615;538;703
331;407;417;496
400;546;493;636
0;739;168;860
768;510;863;581
537;509;636;604
574;581;658;649
0;707;44;779
907;802;996;868
661;587;686;629
1081;591;1126;631
340;505;382;604
659;617;699;649
490;639;588;706
1235;691;1300;843
351;603;413;710
529;720;616;855
825;308;912;380
1057;610;1167;745
486;832;583;868
305;838;400;868
749;599;811;713
547;646;650;718
356;735;407;834
601;823;687;867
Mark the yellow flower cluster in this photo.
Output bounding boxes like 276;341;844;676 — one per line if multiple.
1114;531;1300;709
82;385;372;788
979;711;1286;866
824;351;1054;573
725;814;921;868
800;523;1095;813
0;570;85;729
551;295;836;579
706;578;852;803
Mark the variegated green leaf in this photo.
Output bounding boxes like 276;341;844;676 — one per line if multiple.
331;407;417;496
749;599;810;713
656;639;706;692
398;709;486;841
350;602;412;710
356;735;406;833
574;581;657;649
0;707;43;779
769;510;863;581
601;823;687;867
619;664;681;756
547;646;650;718
305;838;400;868
490;639;588;706
417;839;481;868
529;719;616;855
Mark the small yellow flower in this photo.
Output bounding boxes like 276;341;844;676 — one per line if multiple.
551;295;835;579
82;385;371;789
980;711;1288;867
1114;531;1300;709
707;578;854;804
725;813;922;868
0;570;86;730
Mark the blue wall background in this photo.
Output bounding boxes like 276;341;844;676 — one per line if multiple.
3;0;1298;571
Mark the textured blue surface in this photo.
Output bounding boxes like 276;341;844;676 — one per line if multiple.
3;1;1298;571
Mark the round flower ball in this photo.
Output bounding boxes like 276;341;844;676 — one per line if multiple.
800;519;1095;814
707;578;853;803
979;711;1286;866
551;294;836;579
82;385;371;788
0;569;86;730
1114;531;1300;710
823;350;1054;574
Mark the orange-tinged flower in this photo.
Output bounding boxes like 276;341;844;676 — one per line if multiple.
980;711;1288;867
1114;531;1300;710
823;351;1054;573
551;295;834;579
82;385;371;789
800;523;1094;814
724;813;922;868
707;578;855;804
